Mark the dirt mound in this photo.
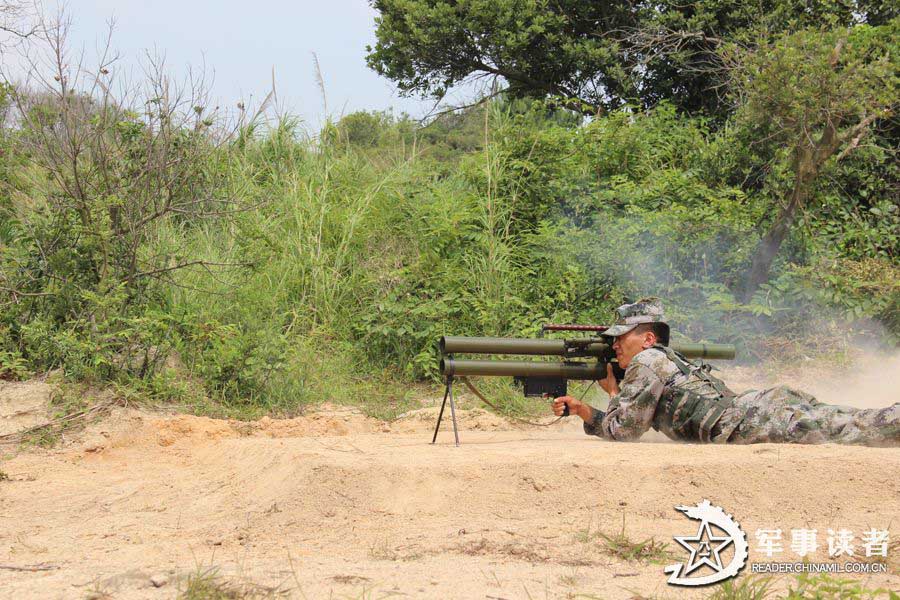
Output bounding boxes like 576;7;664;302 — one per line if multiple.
245;404;385;437
70;402;544;456
153;414;238;447
0;404;897;599
389;404;533;433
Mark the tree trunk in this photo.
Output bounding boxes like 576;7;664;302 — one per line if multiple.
740;109;883;301
742;149;816;301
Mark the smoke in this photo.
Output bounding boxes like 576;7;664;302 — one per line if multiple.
812;351;900;409
722;347;900;410
572;208;898;411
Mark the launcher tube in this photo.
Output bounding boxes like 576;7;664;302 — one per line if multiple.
441;358;606;379
440;336;735;360
440;336;567;355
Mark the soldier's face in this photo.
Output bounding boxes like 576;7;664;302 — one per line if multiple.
612;328;655;368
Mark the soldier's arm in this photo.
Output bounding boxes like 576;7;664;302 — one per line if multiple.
583;364;665;441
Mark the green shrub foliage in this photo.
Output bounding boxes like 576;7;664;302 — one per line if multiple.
0;21;896;413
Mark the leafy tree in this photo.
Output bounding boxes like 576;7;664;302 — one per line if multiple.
728;19;899;298
366;0;893;117
334;110;417;148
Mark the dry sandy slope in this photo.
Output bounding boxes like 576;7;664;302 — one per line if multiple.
0;404;898;600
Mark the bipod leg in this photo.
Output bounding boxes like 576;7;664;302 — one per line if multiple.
448;377;460;446
431;378;451;444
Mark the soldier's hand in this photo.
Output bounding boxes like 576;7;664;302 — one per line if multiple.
552;396;582;417
598;363;620;397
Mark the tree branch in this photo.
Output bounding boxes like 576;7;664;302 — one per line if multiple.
125;260;252;281
834;111;888;162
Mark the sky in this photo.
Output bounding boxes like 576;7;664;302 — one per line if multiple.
48;0;471;129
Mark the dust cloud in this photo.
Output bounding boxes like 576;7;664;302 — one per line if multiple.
793;350;900;409
721;348;900;410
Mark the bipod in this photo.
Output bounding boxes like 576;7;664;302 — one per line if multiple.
431;376;460;446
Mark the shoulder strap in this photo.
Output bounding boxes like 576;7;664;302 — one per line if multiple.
654;344;735;399
655;344;692;376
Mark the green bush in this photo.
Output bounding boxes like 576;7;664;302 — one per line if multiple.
1;69;896;415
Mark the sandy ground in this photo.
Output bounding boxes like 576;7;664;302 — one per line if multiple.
0;381;52;437
0;357;898;600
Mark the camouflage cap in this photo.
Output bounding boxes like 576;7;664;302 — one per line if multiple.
603;298;666;337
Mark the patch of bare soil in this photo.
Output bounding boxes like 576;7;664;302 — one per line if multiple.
0;390;898;599
0;380;52;437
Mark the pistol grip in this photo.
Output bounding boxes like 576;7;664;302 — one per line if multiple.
545;394;570;417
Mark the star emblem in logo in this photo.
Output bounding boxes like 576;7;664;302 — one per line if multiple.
674;520;733;576
665;500;748;587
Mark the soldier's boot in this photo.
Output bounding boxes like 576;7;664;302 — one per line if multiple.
841;402;900;446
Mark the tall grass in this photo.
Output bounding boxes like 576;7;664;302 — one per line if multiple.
152;106;566;417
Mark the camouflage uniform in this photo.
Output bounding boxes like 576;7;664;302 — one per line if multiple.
583;300;900;446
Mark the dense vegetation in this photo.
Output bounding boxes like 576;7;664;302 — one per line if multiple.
367;0;896;117
0;8;897;419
